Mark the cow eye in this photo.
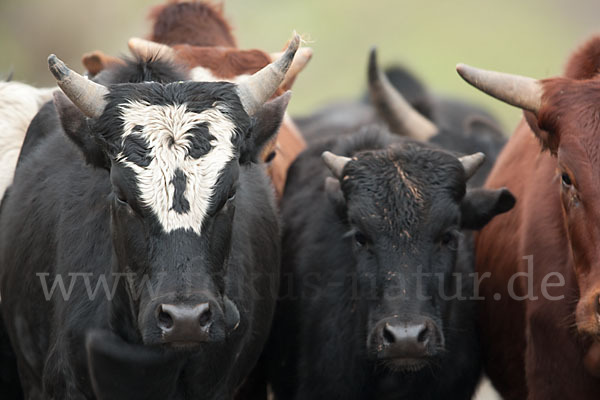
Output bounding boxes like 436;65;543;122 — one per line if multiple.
561;172;572;187
115;191;129;206
354;231;367;247
264;151;276;163
441;230;458;250
227;191;236;202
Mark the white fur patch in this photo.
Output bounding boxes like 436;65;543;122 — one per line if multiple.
116;100;237;235
0;82;55;199
189;66;250;84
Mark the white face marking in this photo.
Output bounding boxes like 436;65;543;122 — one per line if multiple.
189;66;250;84
116;100;237;235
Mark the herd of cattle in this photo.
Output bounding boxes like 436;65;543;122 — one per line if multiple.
0;1;599;399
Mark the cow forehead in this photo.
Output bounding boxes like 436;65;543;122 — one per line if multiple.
346;157;462;235
116;100;237;235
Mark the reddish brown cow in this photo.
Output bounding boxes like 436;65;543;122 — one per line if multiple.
457;36;600;399
148;0;236;47
83;0;310;198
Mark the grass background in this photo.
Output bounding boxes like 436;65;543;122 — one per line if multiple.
1;0;598;133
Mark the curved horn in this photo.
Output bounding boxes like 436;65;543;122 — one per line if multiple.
237;34;300;116
48;54;108;118
270;47;313;91
128;38;176;62
459;152;486;180
456;64;542;113
368;48;437;141
322;151;352;179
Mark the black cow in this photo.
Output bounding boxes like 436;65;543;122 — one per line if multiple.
264;125;515;400
0;304;22;399
0;35;301;399
295;49;506;187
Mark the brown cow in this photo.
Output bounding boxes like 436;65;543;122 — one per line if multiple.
457;36;600;399
84;1;311;198
148;0;236;48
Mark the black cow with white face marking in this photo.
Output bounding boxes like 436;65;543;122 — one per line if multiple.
0;35;300;400
265;127;515;400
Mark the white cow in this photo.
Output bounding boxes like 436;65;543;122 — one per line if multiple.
0;81;55;200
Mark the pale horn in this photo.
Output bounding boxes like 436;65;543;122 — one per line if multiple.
48;54;109;118
368;48;438;141
237;34;300;116
459;152;486;180
456;64;542;113
322;151;352;179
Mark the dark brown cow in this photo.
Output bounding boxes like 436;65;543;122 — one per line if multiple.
82;0;311;198
457;36;600;399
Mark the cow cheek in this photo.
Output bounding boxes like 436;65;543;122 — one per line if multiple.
208;210;234;270
565;202;600;336
111;205;149;271
584;341;600;377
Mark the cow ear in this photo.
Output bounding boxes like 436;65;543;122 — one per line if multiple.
241;91;291;163
53;92;109;169
82;51;126;78
86;330;182;400
324;177;347;216
460;187;515;230
523;110;559;155
564;36;600;80
465;115;504;141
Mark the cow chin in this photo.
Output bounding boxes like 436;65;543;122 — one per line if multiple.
381;358;430;373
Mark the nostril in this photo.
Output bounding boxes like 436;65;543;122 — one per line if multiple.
198;306;212;327
417;325;429;344
383;323;396;345
596;294;600;316
157;305;174;331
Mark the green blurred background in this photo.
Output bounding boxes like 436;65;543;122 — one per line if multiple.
0;0;598;132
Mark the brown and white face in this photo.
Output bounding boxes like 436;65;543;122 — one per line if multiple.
456;63;600;339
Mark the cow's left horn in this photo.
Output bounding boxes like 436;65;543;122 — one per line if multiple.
368;48;438;141
456;64;542;113
48;54;108;118
322;151;352;179
459;152;486;180
237;34;300;116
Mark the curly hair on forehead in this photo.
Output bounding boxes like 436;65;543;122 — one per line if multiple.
341;143;466;227
536;78;600;157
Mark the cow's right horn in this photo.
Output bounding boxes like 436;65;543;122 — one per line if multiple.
322;151;352;179
368;48;438;141
459;152;486;180
48;54;109;118
456;64;542;113
237;34;300;116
